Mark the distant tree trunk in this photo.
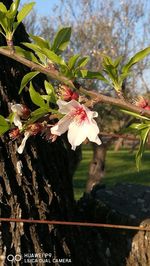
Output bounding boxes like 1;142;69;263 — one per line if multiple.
114;138;123;151
86;142;108;193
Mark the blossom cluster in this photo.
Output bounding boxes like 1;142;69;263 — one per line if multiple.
9;86;101;154
135;96;150;110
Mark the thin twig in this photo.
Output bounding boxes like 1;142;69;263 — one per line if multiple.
0;218;149;231
79;87;150;118
99;132;138;141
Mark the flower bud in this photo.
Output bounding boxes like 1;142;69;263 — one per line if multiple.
144;105;150;110
21;105;31;119
11;104;30;119
59;85;79;101
9;128;21;139
71;91;79;100
135;96;149;109
27;123;43;136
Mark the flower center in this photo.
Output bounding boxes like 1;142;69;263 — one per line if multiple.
74;107;87;122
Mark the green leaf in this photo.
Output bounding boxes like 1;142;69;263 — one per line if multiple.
136;127;150;170
25;107;55;127
24;114;44;127
0;12;7;32
103;65;117;82
44;80;56;103
122;47;150;73
21;43;47;64
22;43;66;66
30;34;50;49
34;51;47;65
31;107;49;117
129;123;150;131
22;42;42;54
12;21;20;32
68;54;80;69
51;27;71;53
75;56;90;68
118;72;131;86
14;46;39;63
103;55;114;66
17;2;35;23
8;113;15;125
0;115;10;135
8;0;20;18
19;71;40;94
22;43;48;64
76;70;109;84
29;82;46;108
0;3;7;13
44;81;54;95
120;109;150;121
41;95;51;102
43;48;66;65
113;56;123;67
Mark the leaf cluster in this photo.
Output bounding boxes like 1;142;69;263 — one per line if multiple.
0;0;35;42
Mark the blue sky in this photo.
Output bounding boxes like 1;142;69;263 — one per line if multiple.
20;0;59;16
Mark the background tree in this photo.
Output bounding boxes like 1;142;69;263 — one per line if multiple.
33;0;150;191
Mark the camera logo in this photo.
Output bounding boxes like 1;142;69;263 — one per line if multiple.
7;254;22;262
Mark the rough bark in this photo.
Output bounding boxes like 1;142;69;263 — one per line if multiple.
0;2;84;265
78;183;150;266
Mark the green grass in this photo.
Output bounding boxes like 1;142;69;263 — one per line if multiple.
73;147;150;199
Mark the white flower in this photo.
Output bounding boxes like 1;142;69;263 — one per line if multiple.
11;104;23;129
17;132;30;154
51;99;101;150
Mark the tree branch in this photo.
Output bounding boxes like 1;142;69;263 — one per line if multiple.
0;46;150;118
80;87;150;118
0;47;74;88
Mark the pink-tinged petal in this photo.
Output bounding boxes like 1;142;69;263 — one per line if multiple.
57;99;80;114
68;121;88;150
17;132;30;154
86;120;102;145
83;105;98;119
51;114;72;136
54;100;101;149
13;114;23;129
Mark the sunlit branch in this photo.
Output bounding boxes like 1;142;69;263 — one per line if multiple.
0;47;150;118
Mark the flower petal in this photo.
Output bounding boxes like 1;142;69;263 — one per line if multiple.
68;121;88;150
11;104;23;116
84;105;98;119
86;120;102;145
13;114;23;129
17;132;30;154
57;99;80;114
51;114;72;136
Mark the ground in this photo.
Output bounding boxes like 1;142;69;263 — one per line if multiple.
73;145;150;199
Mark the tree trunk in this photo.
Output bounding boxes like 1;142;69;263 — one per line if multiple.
114;138;123;151
78;183;150;266
0;2;86;265
86;141;108;193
